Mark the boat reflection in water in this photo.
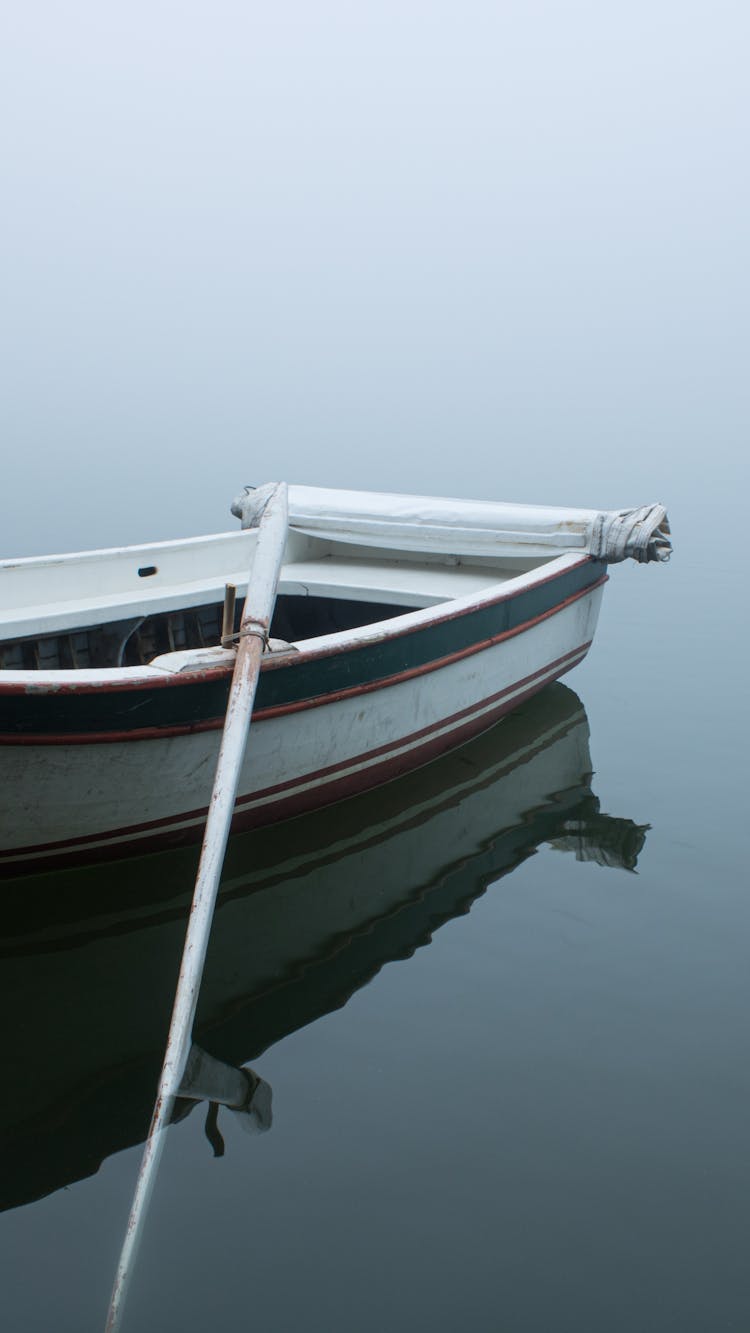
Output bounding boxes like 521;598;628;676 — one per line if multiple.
0;683;647;1215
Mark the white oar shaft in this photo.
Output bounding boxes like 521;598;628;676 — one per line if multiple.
105;483;288;1332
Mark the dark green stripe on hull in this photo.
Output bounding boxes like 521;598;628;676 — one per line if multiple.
0;561;604;738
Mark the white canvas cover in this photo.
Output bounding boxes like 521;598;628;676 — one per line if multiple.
232;485;671;564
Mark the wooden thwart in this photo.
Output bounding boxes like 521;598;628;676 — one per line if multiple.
105;483;288;1332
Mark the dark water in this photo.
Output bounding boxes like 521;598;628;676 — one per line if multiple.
2;527;749;1332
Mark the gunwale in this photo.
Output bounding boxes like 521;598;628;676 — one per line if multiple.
0;553;606;743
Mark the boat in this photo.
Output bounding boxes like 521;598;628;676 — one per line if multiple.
0;485;670;876
0;685;648;1213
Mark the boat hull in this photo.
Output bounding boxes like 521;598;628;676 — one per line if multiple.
0;560;605;874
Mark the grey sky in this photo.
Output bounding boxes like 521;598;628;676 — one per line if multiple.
2;2;747;553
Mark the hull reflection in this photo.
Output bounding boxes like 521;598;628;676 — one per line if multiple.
0;684;646;1213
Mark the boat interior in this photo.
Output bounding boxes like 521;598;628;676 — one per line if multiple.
0;594;415;671
0;529;552;672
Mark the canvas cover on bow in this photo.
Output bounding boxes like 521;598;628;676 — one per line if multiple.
232;485;672;564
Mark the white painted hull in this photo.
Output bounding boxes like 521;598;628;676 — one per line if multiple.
0;582;603;874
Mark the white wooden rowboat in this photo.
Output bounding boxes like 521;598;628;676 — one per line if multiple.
0;485;670;876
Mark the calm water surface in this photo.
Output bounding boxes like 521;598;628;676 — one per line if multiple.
1;527;748;1333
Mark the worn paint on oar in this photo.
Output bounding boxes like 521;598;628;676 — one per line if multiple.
105;483;288;1332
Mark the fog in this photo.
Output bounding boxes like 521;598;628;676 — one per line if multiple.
2;2;747;554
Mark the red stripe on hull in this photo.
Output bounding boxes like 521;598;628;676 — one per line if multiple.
0;575;606;746
254;578;604;723
0;645;590;877
0;555;600;700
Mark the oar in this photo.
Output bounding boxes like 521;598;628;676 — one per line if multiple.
105;481;289;1332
